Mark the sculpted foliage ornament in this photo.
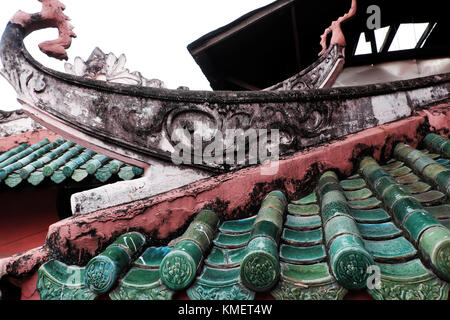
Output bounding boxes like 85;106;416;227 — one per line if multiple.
109;281;174;300
64;48;166;88
271;280;347;300
188;282;255;300
37;260;96;301
369;278;449;300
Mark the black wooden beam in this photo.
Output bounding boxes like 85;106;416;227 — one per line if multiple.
290;4;302;71
380;24;400;53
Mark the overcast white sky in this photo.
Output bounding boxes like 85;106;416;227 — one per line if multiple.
0;0;274;111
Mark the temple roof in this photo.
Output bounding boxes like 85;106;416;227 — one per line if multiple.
34;133;450;300
0;138;144;188
188;0;449;90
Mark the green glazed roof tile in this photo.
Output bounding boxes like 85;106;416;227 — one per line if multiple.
428;153;441;160
348;197;382;210
280;262;333;285
350;208;391;223
347;173;361;180
402;182;432;194
280;244;327;265
219;216;256;235
381;161;404;171
396;173;420;185
441;219;450;229
436;158;449;166
427;205;450;220
134;246;172;268
291;192;317;205
412;190;446;205
204;246;247;268
213;232;251;249
284;215;322;231
344;188;373;201
0;139;144;187
363;237;417;262
0;139;49;169
340;178;366;191
287;203;319;216
281;228;323;246
356;222;403;240
389;166;412;177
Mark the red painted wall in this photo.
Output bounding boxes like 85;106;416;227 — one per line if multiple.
0;188;59;257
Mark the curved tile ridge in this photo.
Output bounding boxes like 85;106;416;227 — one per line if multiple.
359;157;450;282
394;143;450;198
37;260;96;300
160;210;220;291
84;232;147;294
188;215;256;300
318;171;374;290
272;192;346;300
368;259;449;300
240;191;287;292
424;133;450;159
109;246;174;300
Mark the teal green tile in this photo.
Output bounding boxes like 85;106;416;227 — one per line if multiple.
350;208;391;223
402;182;432;194
427;205;450;220
285;215;322;231
287;204;320;216
205;247;247;268
219;216;256;234
328;234;374;290
382;161;404;171
240;237;280;292
340;178;366;191
412;190;446;205
440;219;450;229
363;237;417;262
403;210;441;241
356;222;403;240
392;197;424;224
347;173;361;180
321;201;352;223
250;220;281;242
213;232;251;249
348;197;382;210
396;173;420;185
280;262;333;285
281;228;323;246
291;192;317;205
324;215;360;246
428;153;440;160
344;188;373;201
280;244;327;265
436;158;450;166
134;247;172;268
389;166;412;177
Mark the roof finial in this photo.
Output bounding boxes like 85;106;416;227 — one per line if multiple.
10;0;76;60
318;0;357;56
